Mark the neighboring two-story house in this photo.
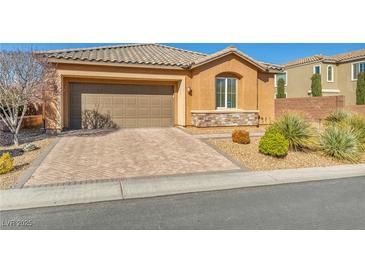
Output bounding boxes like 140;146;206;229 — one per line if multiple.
275;48;365;104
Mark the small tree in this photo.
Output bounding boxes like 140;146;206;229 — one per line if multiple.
276;78;286;98
0;50;57;145
356;72;365;105
311;74;322;97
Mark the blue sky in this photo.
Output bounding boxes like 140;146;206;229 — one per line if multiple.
0;43;364;65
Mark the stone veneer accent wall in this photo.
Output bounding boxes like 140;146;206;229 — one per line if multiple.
191;110;259;127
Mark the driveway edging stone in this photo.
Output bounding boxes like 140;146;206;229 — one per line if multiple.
14;137;60;189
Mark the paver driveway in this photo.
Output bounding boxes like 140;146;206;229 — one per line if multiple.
25;128;240;186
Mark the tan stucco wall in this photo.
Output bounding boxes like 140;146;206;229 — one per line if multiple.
53;55;276;129
187;54;275;124
191;54;259;111
258;72;275;124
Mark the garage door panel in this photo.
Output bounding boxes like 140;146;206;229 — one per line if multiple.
161;118;173;127
138;96;150;105
84;95;99;104
137;118;151;127
124;118;139;128
124;107;137;117
150;107;161;117
100;97;113;105
125;96;138;105
70;83;173;129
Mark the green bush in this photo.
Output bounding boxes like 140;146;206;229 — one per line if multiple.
324;109;351;125
311;74;322;97
319;126;361;162
259;128;289;157
276;78;286;98
272;113;315;150
0;152;14;174
356;72;365;105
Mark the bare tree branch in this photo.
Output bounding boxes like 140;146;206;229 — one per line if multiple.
0;50;58;145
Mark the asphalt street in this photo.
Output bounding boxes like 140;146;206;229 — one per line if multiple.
1;176;365;229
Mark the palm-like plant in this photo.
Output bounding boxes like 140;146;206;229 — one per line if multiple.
272;113;315;151
319;126;361;162
340;114;365;151
324;109;351;126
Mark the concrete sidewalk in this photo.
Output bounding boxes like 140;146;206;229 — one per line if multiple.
1;164;365;211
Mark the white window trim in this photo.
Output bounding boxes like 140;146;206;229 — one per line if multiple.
351;61;365;81
313;65;321;74
274;71;288;87
307;89;340;94
327;65;334;82
216;77;238;109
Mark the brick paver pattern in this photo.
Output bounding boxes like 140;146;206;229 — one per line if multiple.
25;128;240;186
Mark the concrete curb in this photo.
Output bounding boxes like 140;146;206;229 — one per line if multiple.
1;164;365;211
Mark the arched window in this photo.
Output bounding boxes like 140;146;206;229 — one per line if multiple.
216;77;237;109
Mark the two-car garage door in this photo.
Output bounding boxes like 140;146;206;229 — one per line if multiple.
69;83;174;129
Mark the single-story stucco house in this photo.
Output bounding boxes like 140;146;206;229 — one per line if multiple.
39;44;281;130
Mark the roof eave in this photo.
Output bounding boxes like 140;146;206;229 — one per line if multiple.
284;59;325;69
190;51;268;72
335;55;365;63
47;58;188;70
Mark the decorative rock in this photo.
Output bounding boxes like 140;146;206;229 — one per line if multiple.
22;143;40;152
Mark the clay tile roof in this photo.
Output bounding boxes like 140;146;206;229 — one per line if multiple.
284;54;326;67
39;43;207;68
283;48;365;68
40;43;281;72
329;48;365;62
190;46;269;71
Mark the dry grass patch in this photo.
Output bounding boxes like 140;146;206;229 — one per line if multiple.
184;125;268;135
208;137;365;171
0;138;53;190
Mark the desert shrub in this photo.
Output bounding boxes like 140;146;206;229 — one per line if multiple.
0;152;14;174
324;109;351;125
82;109;117;129
319;126;361;162
23;143;39;152
259;128;289;157
356;72;365;105
272;113;315;150
341;115;365;151
232;129;250;144
311;74;322;97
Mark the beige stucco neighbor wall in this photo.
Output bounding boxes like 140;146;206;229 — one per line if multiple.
283;58;365;105
337;61;358;105
283;62;339;98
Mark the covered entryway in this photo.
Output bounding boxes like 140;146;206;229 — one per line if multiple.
69;83;174;129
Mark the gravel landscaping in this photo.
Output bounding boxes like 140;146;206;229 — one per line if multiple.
0;137;53;190
184;125;268;135
208;137;365;171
